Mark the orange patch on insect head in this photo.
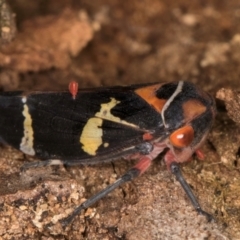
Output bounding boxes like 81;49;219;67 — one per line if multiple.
182;99;206;123
169;125;194;148
135;84;167;112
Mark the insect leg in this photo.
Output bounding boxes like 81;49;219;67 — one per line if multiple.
170;162;214;222
60;156;152;227
21;159;63;170
195;149;205;160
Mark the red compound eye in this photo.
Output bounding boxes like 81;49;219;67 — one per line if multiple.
169;125;194;148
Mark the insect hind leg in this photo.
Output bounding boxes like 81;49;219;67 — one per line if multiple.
21;159;64;170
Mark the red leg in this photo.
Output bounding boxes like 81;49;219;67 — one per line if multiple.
164;150;176;170
195;149;205;160
134;157;152;175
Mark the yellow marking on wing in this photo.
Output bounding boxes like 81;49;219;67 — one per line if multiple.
80;118;103;155
95;98;137;128
80;98;138;156
20;100;35;156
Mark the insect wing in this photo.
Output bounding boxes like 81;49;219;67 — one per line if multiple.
0;84;164;163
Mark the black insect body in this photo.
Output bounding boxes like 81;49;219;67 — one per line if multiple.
0;81;216;226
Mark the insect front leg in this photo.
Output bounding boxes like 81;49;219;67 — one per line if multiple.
164;150;214;222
